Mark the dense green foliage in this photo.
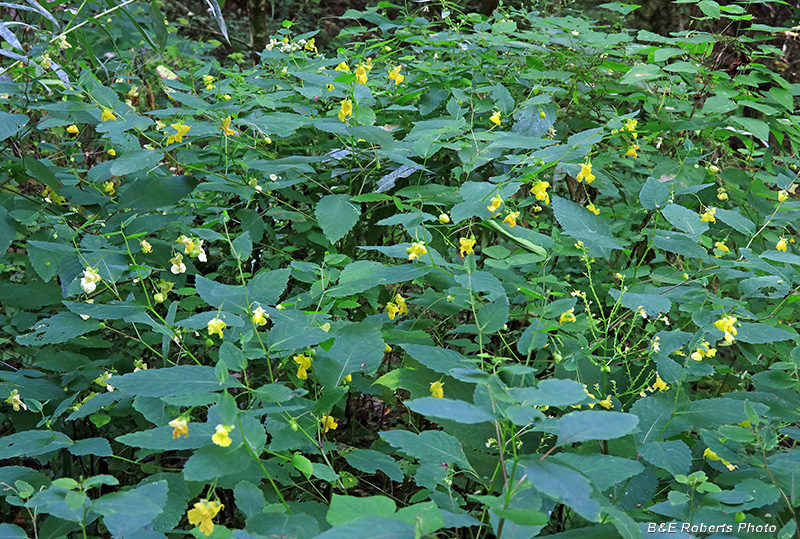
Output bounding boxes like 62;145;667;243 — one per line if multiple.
1;1;800;538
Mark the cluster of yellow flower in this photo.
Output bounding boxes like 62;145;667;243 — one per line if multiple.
713;315;737;343
251;306;269;326
576;162;595;183
385;293;409;320
202;75;215;91
690;341;717;361
42;186;66;204
430;381;444;398
700;207;716;223
407;241;427;261
530;181;550;205
167;122;191;145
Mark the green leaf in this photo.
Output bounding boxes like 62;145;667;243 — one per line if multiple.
638;440;692;476
731;117;770;142
678;398;768;429
117;175;198;210
345;449;404;482
653;230;708;259
399;344;475;374
110;365;241;397
513;379;588;407
110;150;163;176
16;313;98;346
697;0;721;18
492;508;548;526
551;196;622;256
714;207;755;235
556;411;639;445
0;112;28;142
247;268;290;306
234;481;265;519
608;289;672;317
292;453;313;477
315;518;415;539
661;204;709;235
231;231;252;260
316;194;361;243
733;323;795;344
116;424;216;450
315;322;384;388
68;438;112;457
405;397;495;424
195;275;249;314
380;430;471;469
183;445;251;481
524;460;601;521
639;177;670;210
94;482;166;536
621;64;664;84
0;524;27;539
148;0;167;50
327;494;397;527
395;502;445;534
702;95;737;114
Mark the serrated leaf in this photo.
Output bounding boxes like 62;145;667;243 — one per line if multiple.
405;397;495;424
556;411;639;445
316;194;361;243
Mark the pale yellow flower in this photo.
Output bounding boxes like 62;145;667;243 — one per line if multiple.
220;116;237;136
212;424;233;447
406;241;427;261
167;122;191;145
207;317;226;339
576;162;595;183
169;417;188;439
387;65;404;85
624;144;639;158
438;213;450;224
489;111;501;126
778;190;788;203
530;181;550;205
586;203;600;215
251;306;269;326
776;237;788;251
713;316;737;343
355;65;368;85
338;99;353;122
187;500;223;537
101;108;116;122
140;240;152;253
559;308;576;324
700;207;716;223
67;125;79;134
321;415;338;432
81;267;102;294
460;237;476;257
487;194;503;213
5;389;26;411
294;353;312;379
430;381;444;399
503;211;520;228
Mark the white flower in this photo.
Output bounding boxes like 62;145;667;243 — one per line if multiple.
81;267;102;294
170;254;186;274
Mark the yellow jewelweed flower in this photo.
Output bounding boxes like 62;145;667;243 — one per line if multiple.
169;417;188;439
101;108;116;122
487;194;503;213
355;65;368;85
326;83;335;91
776;237;788;251
624;118;638;132
489;111;501;126
395;294;409;316
107;149;116;156
713;315;738;343
321;415;338;433
294;354;312;380
778;190;788;203
430;381;444;399
530;180;550;205
67;125;79;134
714;241;729;255
212;424;233;447
560;308;576;324
652;376;669;392
305;38;317;53
700;207;716;223
503;211;520;228
140;240;152;254
384;343;392;353
624;144;639;158
386;302;400;320
717;188;728;201
220;116;237;136
167;122;191;145
576;162;595;183
598;396;614;409
103;181;115;195
334;62;350;72
438;213;450;224
251;306;269;326
460;237;476;257
387;65;404;85
187;500;224;537
81;267;102;294
586;203;600;215
5;389;26;411
338;99;353;122
343;374;352;383
207;317;226;339
406;241;427;261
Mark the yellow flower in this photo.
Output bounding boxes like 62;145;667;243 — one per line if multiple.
624;144;639;158
338;99;353;122
713;315;738;343
430;381;444;399
5;389;26;411
652;376;669;392
334;62;350;72
220;116;237;136
489;111;501;126
690;349;704;361
714;241;729;253
140;240;152;253
355;65;368;85
67;124;79;134
503;211;520;228
101;108;116;121
107;149;116;156
103;181;115;195
560;308;576;324
386;302;400;320
343;374;352;383
170;253;186;274
539;110;546;119
321;415;338;433
586;203;600;215
58;35;72;49
207;317;227;339
406;241;427;261
387;65;404;85
81;267;102;294
305;38;317;53
717;188;728;201
169;417;188;439
294;353;312;379
251;306;269;326
384;343;392;353
700;207;716;223
576;163;595;183
530;180;550;205
395;294;409;316
187;500;224;537
438;213;450;224
776;237;788;251
166;122;191;145
326;83;335;91
487;194;503;213
212;424;234;447
778;190;788;202
460;237;476;257
624;118;638;133
598;396;614;409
